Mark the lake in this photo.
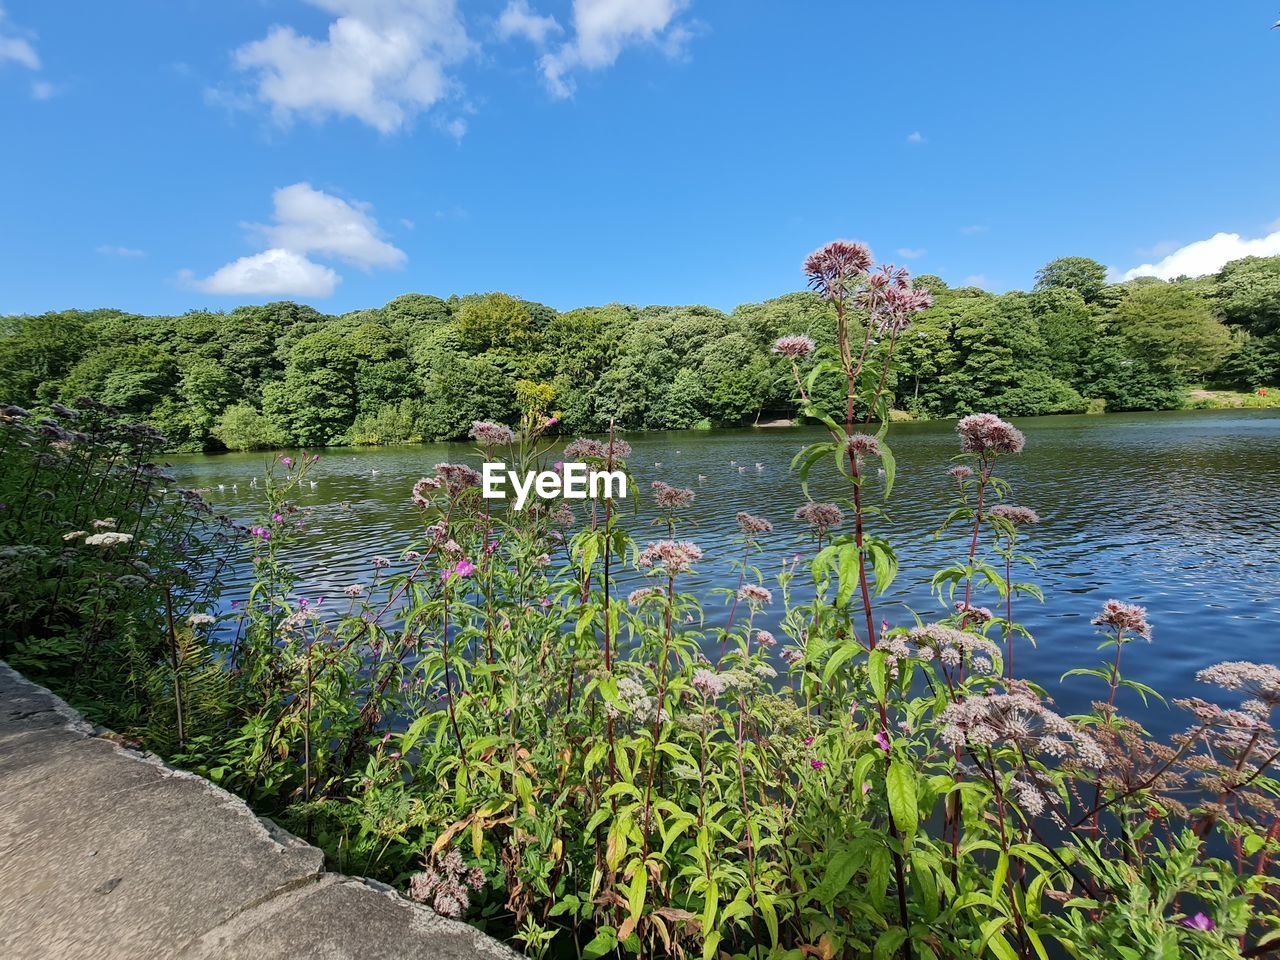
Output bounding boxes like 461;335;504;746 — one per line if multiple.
171;409;1280;736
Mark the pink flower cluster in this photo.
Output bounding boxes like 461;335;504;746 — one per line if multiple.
772;334;817;359
407;849;485;919
987;504;1040;526
563;437;632;461
804;240;873;301
735;511;773;535
637;540;703;575
1092;600;1152;641
652;480;695;510
468;421;516;446
956;413;1026;456
794;501;843;533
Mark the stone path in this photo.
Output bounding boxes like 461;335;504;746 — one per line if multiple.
0;661;520;960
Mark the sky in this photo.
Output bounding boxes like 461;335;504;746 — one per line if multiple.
2;0;1279;318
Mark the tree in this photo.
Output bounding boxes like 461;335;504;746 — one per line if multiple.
213;404;287;451
0;311;93;404
456;293;537;353
1110;284;1232;381
1034;257;1109;303
263;330;360;446
1214;256;1280;337
1028;288;1096;388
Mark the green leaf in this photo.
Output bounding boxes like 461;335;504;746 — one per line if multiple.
837;543;859;607
816;847;866;905
873;928;907;960
886;760;918;843
626;860;647;920
582;928;617;960
879;440;896;499
823;642;860;685
868;649;888;702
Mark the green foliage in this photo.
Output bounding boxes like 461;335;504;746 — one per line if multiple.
1033;256;1109;303
3;373;1279;960
213;403;287;451
4;257;1279;451
1110;283;1233;380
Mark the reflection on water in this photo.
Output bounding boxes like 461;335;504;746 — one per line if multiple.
171;409;1280;736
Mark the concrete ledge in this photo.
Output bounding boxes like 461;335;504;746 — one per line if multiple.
0;660;521;960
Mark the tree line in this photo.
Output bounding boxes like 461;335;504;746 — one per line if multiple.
1;254;1277;452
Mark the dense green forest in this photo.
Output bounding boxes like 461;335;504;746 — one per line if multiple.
2;254;1278;452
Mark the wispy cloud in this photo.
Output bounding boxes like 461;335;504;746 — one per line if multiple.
963;274;989;288
1135;239;1180;259
185;182;405;297
0;4;39;71
896;247;927;260
1115;227;1280;282
96;245;146;258
538;0;693;98
496;0;562;45
905;131;924;144
959;224;987;235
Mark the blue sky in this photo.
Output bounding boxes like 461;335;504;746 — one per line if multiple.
2;1;1278;317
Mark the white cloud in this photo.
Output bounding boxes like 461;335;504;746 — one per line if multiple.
906;131;924;144
188;183;404;297
539;0;691;98
963;274;989;288
1135;239;1179;259
0;4;39;70
96;245;146;258
189;249;340;298
959;224;987;235
497;0;562;45
30;79;55;100
255;182;406;270
1116;228;1280;282
897;247;927;260
231;0;473;134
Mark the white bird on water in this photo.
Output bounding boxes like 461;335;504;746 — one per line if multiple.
697;474;707;482
654;462;662;468
755;463;763;471
371;469;381;477
217;483;225;492
738;466;746;474
309;480;318;489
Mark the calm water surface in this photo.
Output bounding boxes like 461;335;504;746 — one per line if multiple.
171;410;1280;735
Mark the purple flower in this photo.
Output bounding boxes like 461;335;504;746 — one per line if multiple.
1092;600;1152;641
803;736;815;746
772;334;817;359
794;502;843;534
875;731;891;752
804;240;873;300
956;413;1025;456
280;456;294;467
272;513;284;523
249;526;271;541
1180;913;1215;932
455;559;476;578
469;421;517;446
810;759;825;770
